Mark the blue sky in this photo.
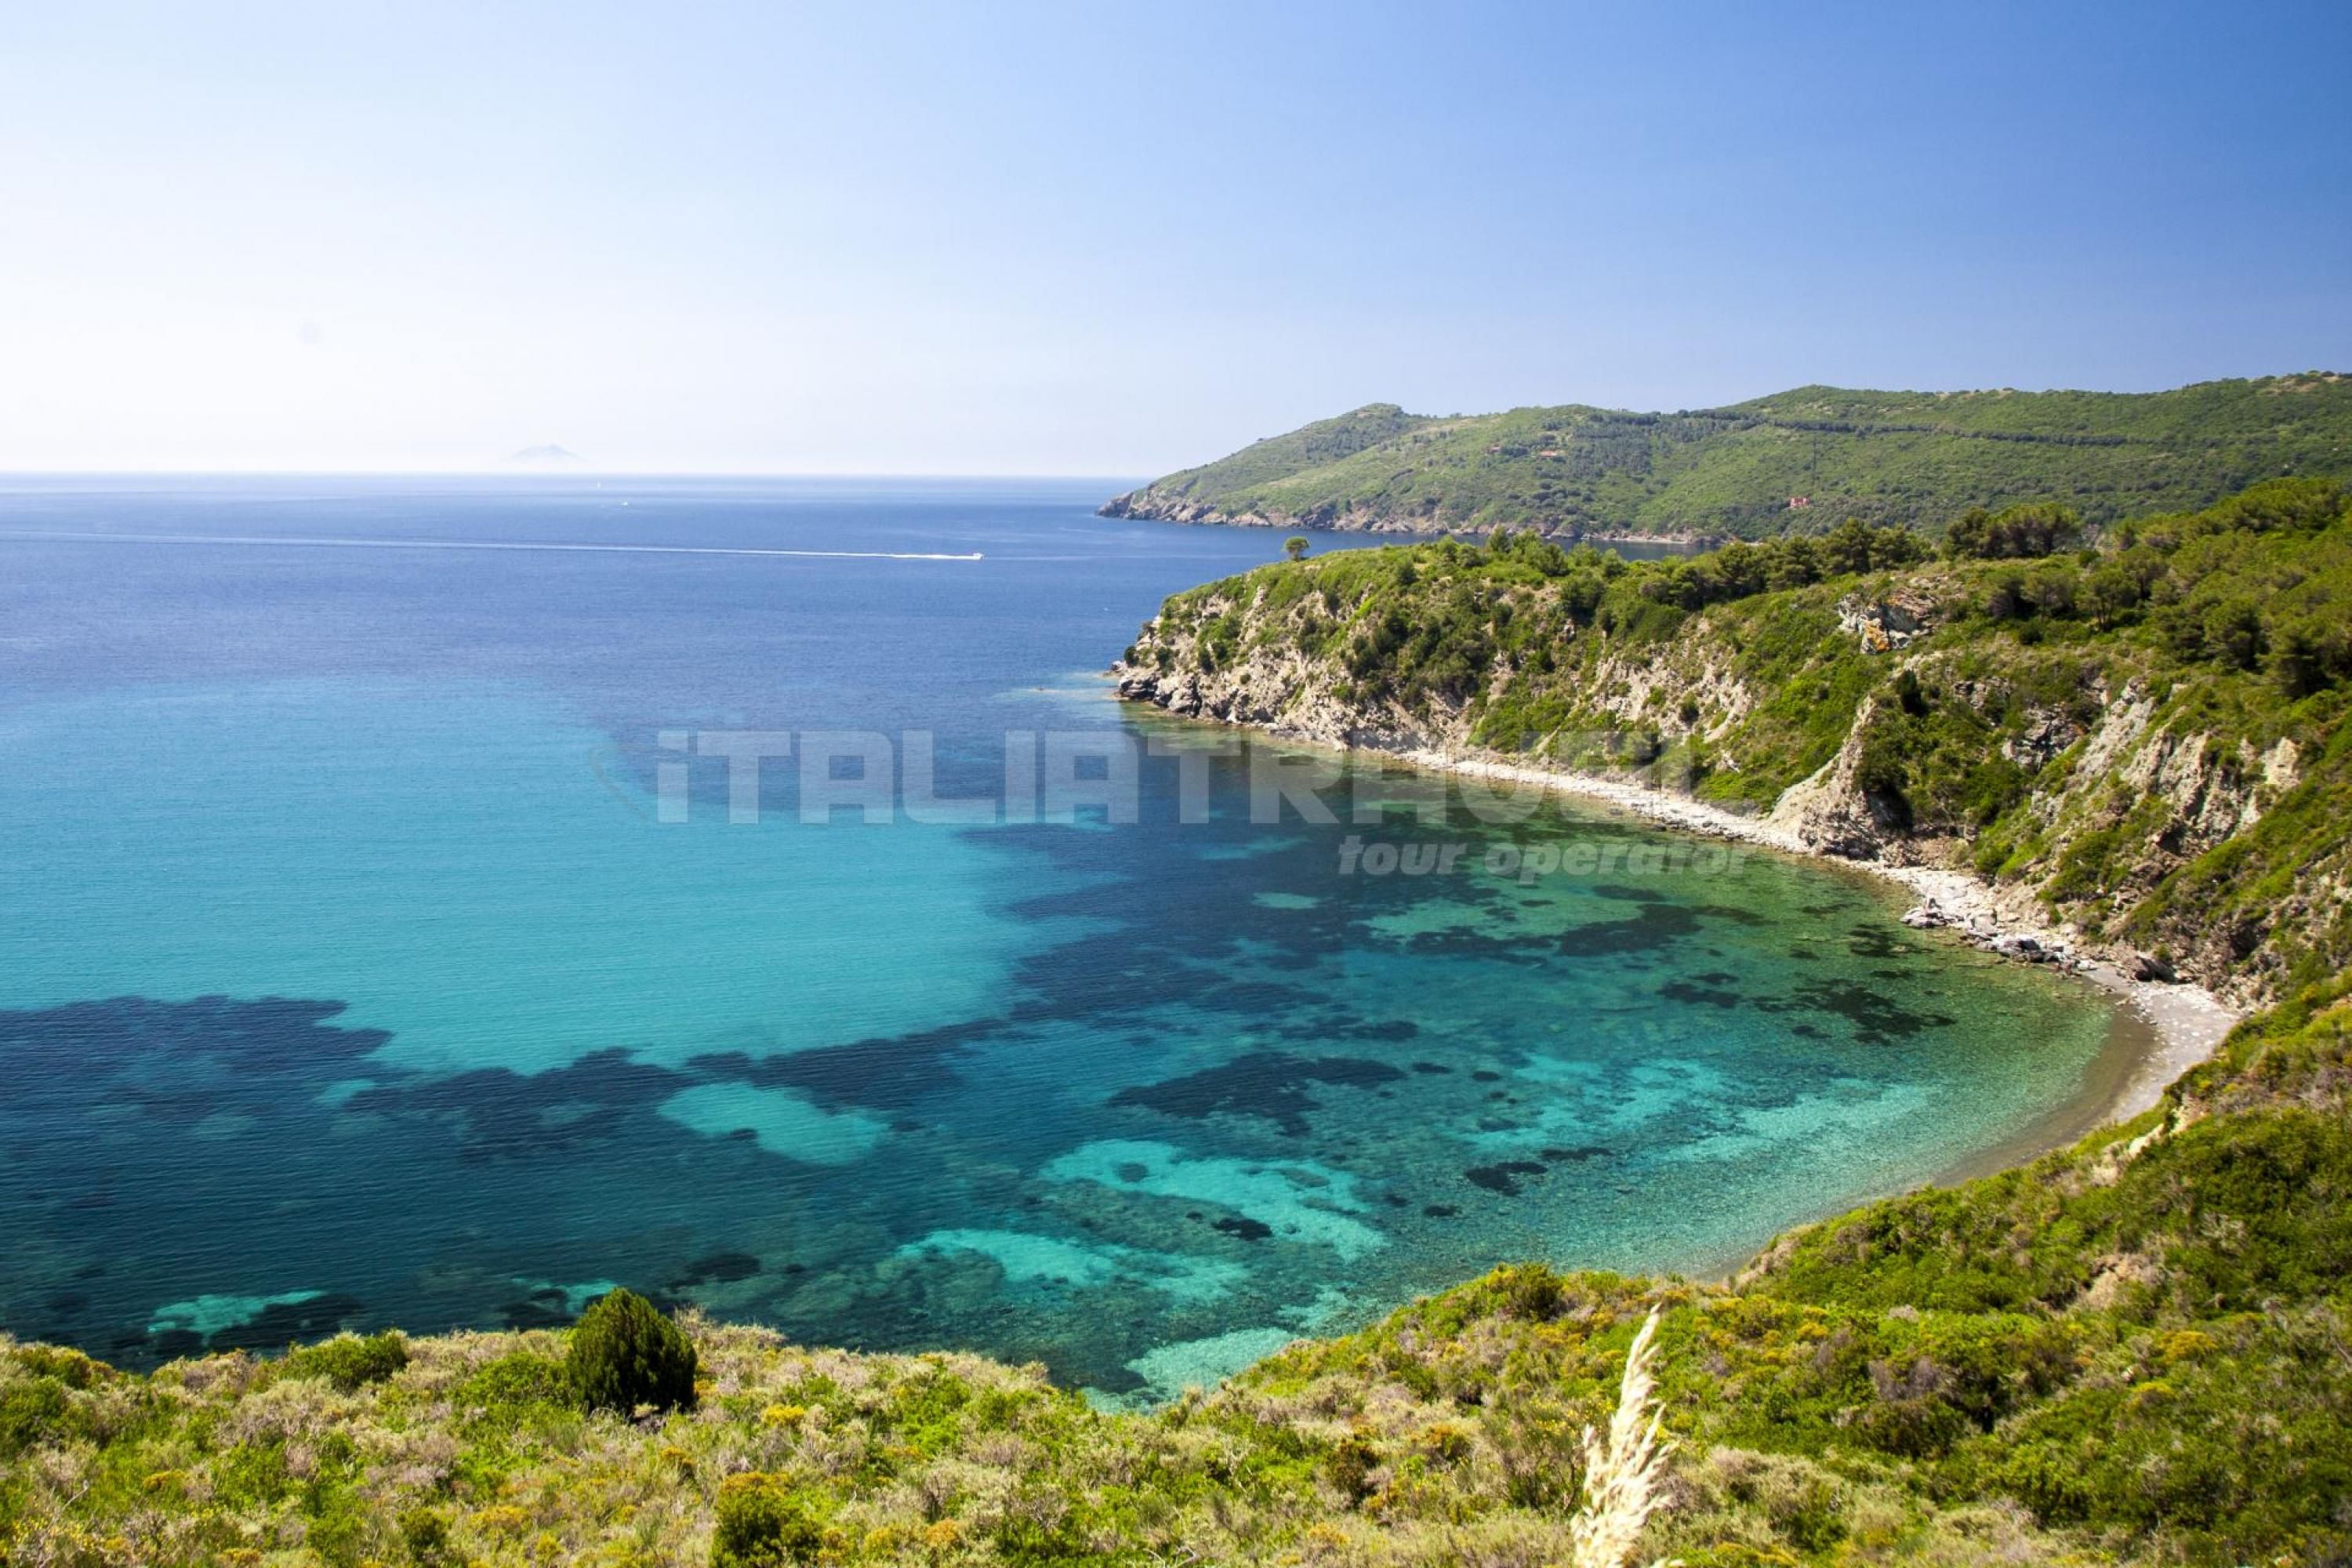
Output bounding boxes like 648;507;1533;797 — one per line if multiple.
2;1;2346;473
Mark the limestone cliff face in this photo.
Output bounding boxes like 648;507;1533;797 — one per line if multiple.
1114;573;2321;1001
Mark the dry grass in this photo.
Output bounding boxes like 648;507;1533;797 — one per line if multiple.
1569;1308;1677;1568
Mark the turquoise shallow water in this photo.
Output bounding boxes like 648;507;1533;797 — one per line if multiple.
0;477;2125;1399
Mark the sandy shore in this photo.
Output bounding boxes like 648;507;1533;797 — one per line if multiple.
1389;746;2241;1119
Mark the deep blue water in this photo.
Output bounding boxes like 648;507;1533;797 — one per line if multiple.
0;477;2127;1399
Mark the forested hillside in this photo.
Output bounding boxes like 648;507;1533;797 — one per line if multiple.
1101;373;2352;540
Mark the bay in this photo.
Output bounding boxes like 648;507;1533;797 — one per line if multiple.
0;476;2125;1400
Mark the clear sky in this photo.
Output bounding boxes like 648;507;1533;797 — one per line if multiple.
3;1;2347;474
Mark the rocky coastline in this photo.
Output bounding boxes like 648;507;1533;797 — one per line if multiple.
1098;490;1715;546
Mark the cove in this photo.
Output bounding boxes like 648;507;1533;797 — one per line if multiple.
0;477;2135;1401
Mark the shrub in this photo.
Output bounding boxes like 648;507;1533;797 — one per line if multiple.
9;1345;109;1388
401;1506;454;1566
456;1350;572;1422
1325;1429;1380;1504
712;1472;824;1567
1497;1263;1566;1322
566;1289;698;1416
277;1330;409;1391
0;1377;71;1458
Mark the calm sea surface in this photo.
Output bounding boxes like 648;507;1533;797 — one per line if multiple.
0;477;2125;1399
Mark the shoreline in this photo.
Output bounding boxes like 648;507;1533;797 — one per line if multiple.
1105;658;2244;1127
1385;743;2241;1122
1097;503;1711;547
1109;669;2241;1132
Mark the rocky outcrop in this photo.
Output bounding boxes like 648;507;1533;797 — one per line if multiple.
1764;702;1911;858
1114;601;1432;750
1835;587;1941;652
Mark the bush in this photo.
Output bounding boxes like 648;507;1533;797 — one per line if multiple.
458;1349;572;1414
712;1472;824;1567
401;1505;454;1566
1324;1431;1380;1505
1497;1263;1566;1322
0;1377;71;1458
566;1289;698;1416
8;1345;108;1389
277;1330;409;1391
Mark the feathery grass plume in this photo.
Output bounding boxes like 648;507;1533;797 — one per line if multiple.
1569;1308;1678;1568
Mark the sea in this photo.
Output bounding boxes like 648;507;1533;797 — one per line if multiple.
0;475;2132;1401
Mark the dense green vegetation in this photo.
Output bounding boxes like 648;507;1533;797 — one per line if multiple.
1102;373;2352;539
1127;478;2352;996
2;975;2345;1565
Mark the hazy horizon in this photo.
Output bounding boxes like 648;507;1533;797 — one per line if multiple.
5;1;2347;475
0;464;1152;480
10;367;2352;479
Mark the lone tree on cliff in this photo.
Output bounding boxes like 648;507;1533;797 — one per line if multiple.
567;1288;699;1416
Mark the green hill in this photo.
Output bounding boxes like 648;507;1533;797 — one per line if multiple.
1101;372;2352;540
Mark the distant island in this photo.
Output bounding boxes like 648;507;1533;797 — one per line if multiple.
1102;372;2352;540
505;443;585;466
